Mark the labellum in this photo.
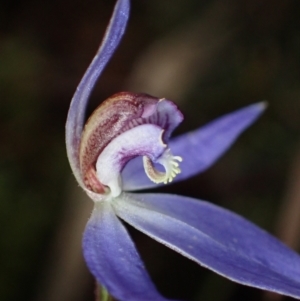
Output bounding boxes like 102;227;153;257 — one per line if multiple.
79;92;183;198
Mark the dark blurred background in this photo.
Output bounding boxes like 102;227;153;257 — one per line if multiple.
1;0;300;300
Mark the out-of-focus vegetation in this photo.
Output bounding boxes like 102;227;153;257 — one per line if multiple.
0;0;300;300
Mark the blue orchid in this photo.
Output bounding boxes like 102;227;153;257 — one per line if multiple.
65;0;300;300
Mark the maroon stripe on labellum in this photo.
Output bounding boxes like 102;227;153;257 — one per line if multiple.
79;92;160;192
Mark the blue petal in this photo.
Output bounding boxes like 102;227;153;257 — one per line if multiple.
114;193;300;299
66;0;130;187
83;201;177;301
122;102;266;191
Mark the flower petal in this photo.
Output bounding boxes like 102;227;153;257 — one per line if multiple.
114;193;300;299
122;102;266;191
66;0;130;187
83;201;176;301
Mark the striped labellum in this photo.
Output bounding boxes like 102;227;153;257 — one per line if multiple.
79;92;183;198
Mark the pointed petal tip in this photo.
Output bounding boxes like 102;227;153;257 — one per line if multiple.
243;101;268;117
255;100;268;112
260;100;268;109
240;100;268;124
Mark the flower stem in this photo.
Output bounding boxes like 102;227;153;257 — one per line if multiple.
95;281;114;301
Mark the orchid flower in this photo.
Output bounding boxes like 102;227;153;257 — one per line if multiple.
65;0;300;300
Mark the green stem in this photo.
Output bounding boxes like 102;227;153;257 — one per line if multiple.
95;281;114;301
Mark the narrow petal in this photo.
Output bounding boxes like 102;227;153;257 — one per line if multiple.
114;193;300;299
122;102;266;191
66;0;130;187
83;201;176;301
